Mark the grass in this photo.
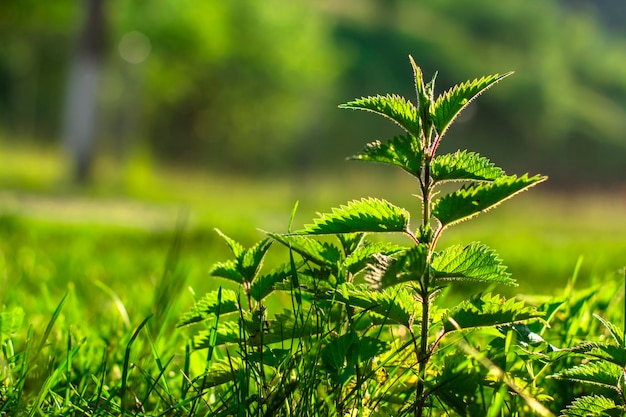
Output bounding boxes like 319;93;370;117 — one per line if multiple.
0;139;625;415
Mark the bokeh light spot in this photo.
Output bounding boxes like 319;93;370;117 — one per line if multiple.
118;31;151;64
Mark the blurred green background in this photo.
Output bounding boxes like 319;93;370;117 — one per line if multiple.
2;0;626;181
0;0;625;316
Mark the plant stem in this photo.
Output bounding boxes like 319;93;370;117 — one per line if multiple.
421;152;432;233
415;285;430;417
415;149;434;417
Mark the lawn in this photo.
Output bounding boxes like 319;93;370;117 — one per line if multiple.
1;142;625;415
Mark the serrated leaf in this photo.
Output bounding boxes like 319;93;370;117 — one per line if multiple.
409;55;435;132
269;233;342;268
443;293;542;333
344;241;405;276
327;283;419;327
552;361;622;390
194;357;243;388
299;198;410;235
209;259;244;284
273;267;335;294
245;309;323;346
195;309;325;348
208;237;272;284
249;263;293;302
587;344;626;367
178;289;239;327
350;135;423;177
561;395;621;417
366;244;429;289
433;72;512;138
431;150;505;182
246;348;291;368
594;314;624;347
336;232;366;256
339;94;419;135
560;341;626;368
215;228;245;258
193;311;306;348
194;321;242;348
432;242;514;285
240;238;272;282
322;332;388;384
432;174;547;228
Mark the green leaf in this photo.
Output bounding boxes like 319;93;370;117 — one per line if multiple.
350;135;423;177
195;309;324;348
328;283;419;327
561;395;621;417
322;333;388;384
193;357;243;388
500;323;560;352
215;228;245;258
339;94;419;135
269;233;342;268
587;344;626;367
246;348;291;368
249;263;293;302
209;259;244;284
239;238;272;282
409;55;435;133
344;241;405;276
594;314;625;347
567;341;626;367
193;321;242;348
245;309;323;346
552;361;622;390
209;235;272;284
336;232;366;256
443;293;542;333
431;150;506;183
432;242;514;285
432;72;512;139
298;198;410;235
178;289;239;327
432;174;547;228
273;267;335;294
366;244;429;289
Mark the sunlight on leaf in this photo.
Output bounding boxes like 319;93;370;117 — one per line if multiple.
350;135;423;178
432;242;514;285
431;150;505;183
299;198;410;235
432;174;547;228
339;94;419;135
433;72;512;139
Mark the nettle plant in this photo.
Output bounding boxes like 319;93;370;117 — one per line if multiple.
553;313;626;416
180;57;549;416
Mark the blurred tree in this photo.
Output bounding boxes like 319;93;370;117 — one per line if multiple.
0;1;75;138
101;0;345;173
62;0;106;183
1;0;625;183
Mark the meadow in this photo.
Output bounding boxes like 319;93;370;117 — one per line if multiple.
1;140;625;416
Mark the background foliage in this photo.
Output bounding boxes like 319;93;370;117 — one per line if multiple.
1;0;625;180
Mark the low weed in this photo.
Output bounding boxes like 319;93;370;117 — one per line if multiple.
178;57;558;416
1;58;624;416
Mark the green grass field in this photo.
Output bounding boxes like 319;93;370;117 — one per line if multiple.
2;141;625;318
1;141;625;415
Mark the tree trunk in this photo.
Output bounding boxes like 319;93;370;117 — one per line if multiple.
62;0;106;184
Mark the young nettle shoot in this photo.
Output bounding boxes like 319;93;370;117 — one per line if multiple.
181;56;548;417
